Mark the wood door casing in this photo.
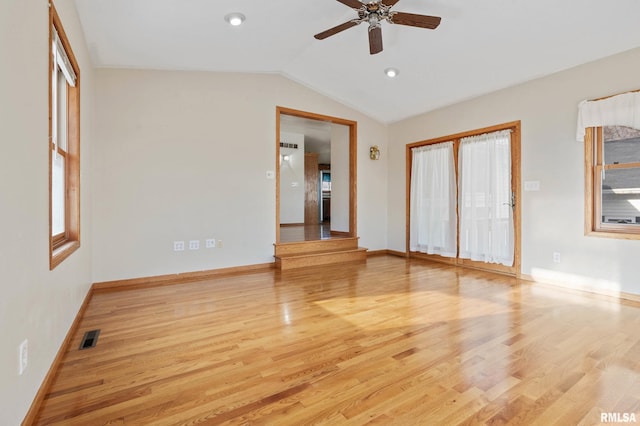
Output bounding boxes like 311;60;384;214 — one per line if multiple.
304;152;319;225
275;106;358;245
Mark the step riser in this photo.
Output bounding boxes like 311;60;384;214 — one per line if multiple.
275;238;358;257
276;250;367;270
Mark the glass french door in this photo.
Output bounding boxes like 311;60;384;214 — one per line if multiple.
408;122;520;276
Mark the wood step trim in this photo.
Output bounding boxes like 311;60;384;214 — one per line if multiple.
274;237;359;257
275;247;367;270
276;247;364;259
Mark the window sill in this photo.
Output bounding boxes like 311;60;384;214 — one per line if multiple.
586;229;640;240
50;240;80;270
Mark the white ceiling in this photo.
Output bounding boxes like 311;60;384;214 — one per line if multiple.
75;0;640;124
280;113;333;163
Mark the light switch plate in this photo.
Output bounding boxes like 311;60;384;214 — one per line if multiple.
524;181;540;191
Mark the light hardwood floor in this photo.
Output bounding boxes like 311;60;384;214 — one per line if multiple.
33;256;640;425
280;222;340;242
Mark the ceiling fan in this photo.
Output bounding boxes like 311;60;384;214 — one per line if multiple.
314;0;442;55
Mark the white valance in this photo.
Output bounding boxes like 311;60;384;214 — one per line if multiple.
576;91;640;141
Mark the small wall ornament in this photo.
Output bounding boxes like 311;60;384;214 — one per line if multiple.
370;145;381;160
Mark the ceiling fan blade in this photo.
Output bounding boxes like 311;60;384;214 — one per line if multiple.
314;20;360;40
369;26;383;55
381;0;401;6
337;0;364;9
390;12;441;29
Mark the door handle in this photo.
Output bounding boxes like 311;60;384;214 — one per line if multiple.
502;192;515;208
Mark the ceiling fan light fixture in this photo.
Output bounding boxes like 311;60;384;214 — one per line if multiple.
384;67;399;78
224;12;246;26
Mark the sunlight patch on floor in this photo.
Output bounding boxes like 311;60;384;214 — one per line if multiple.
313;291;512;330
529;267;622;312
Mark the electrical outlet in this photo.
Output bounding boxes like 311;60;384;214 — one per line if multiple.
173;241;185;251
189;240;200;250
205;239;216;248
217;240;223;248
553;252;561;263
19;339;28;375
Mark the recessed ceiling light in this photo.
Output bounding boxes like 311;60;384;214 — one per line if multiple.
384;68;399;78
224;13;246;26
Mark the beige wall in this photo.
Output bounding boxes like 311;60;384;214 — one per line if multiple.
279;132;305;224
388;47;640;295
0;0;94;424
330;123;350;233
92;69;389;282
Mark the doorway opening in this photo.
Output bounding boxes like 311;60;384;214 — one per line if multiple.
275;107;357;245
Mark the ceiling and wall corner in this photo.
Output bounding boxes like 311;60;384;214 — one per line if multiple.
280;114;332;164
73;0;640;124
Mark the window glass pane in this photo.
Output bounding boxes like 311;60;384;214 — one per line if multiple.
603;126;640;165
601;167;640;225
321;172;331;191
56;70;68;151
52;152;66;235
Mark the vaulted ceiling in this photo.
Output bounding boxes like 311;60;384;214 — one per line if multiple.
75;0;640;124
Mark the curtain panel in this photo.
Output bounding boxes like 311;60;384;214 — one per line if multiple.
458;130;514;266
409;142;457;257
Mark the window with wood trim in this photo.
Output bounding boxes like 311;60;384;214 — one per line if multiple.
585;125;640;238
50;3;80;269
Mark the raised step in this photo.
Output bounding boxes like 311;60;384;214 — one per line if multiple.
274;237;359;257
275;246;368;270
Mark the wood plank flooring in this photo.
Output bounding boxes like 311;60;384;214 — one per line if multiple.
280;223;339;242
33;256;640;425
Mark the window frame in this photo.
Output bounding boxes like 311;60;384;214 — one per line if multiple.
585;126;640;239
49;3;80;269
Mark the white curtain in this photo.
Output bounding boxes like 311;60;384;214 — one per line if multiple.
458;130;514;266
410;142;457;257
576;91;640;141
